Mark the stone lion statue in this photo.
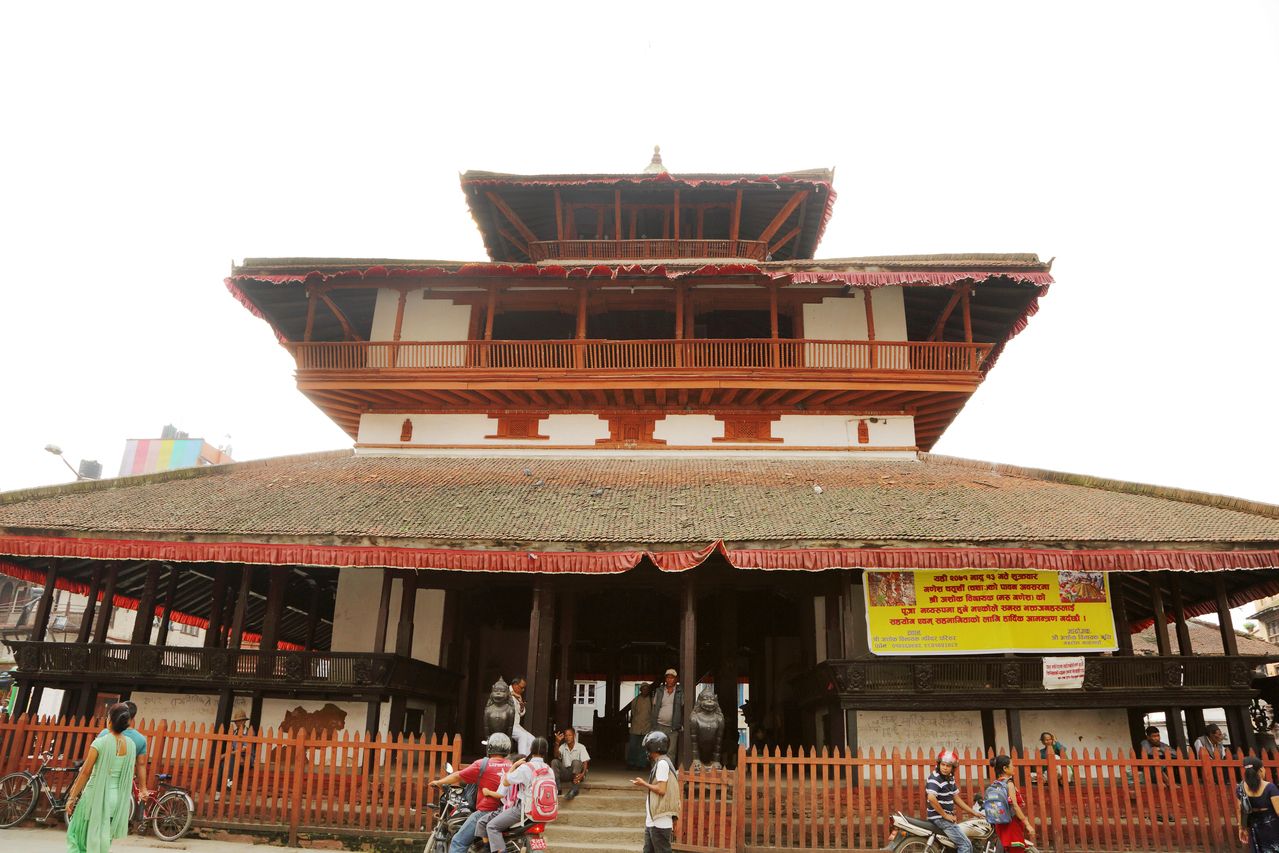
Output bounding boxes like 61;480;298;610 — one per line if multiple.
484;678;516;739
689;687;725;770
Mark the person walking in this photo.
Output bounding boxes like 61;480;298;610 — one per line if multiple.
652;669;683;766
989;755;1036;851
627;683;654;770
552;727;590;800
97;701;149;806
631;730;681;853
65;703;137;853
1238;756;1279;853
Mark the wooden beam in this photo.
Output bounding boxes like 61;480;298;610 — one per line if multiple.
92;563;120;643
260;570;288;652
392;289;409;342
1168;574;1194;655
484;285;497;343
673;189;680;239
303;583;322;651
615;190;622;241
317;291;364;342
303;289;318;342
1213;575;1239;656
76;563;103;644
576;287;588;339
768;225;802;256
496;225;529;257
758;191;806;244
730;189;742;241
203;565;230;648
373;568;394;654
554;190;564;241
228;566;252;650
30;561;60;643
395;570;418;658
927;285;969;342
155;565;180;647
128;562;164;645
961;288;973;343
485;191;538;243
555;590;576;730
679;576;696;766
1149;577;1172;656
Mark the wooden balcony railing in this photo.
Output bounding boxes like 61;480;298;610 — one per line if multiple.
801;655;1270;708
290;339;993;373
9;642;460;701
527;238;769;261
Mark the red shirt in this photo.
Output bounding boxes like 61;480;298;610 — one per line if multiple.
458;757;512;812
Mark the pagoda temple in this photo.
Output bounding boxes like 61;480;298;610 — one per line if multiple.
3;150;1279;760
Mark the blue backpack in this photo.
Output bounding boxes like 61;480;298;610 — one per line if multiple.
983;779;1012;825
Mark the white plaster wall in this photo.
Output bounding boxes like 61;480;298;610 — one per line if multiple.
773;415;916;448
358;413;613;447
331;568;445;665
1019;709;1134;757
857;709;994;757
129;691;376;733
370;290;473;342
800;288;906;342
653;415;721;445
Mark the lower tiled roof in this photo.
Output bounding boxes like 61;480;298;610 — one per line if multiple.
0;450;1276;549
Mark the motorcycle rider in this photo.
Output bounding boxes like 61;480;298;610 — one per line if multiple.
428;732;513;853
926;749;983;853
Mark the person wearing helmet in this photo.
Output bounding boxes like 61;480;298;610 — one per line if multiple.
926;749;982;853
429;733;513;853
632;730;681;853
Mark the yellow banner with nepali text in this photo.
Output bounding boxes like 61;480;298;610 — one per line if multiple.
864;569;1118;655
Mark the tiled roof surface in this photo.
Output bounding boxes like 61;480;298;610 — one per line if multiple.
1;451;1277;548
1133;618;1279;656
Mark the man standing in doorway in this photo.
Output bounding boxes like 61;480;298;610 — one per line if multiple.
652;669;683;766
627;683;654;770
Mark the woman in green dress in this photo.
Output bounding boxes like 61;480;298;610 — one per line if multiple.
65;703;136;853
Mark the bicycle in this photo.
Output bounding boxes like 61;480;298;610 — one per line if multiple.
0;746;80;828
132;773;195;842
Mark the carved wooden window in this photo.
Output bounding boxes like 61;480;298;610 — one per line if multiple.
857;419;870;445
713;415;782;443
400;419;414;442
596;415;666;447
486;415;549;440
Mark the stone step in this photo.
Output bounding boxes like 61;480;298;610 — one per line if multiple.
549;824;647;845
559;791;643;812
553;807;646;828
546;839;644;853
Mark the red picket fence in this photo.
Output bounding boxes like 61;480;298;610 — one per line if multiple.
0;714;461;843
675;745;1256;853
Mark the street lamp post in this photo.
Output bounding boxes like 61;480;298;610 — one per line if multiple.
44;445;100;481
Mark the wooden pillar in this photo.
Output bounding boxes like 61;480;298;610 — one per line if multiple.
524;581;556;740
131;563;164;645
981;710;998;756
203;566;230;648
614;190;622;241
215;690;236;731
1149;576;1172;657
844;707;859;758
260;571;288;652
574;287;588;368
768;284;780;367
861;288;877;368
366;569;395;733
673;189;680;239
155;565;180;647
1168;574;1194;655
76;563;104;644
1005;709;1024;754
555;590;576;731
1165;707;1187;749
303;582;322;652
679;577;696;766
29;562;60;643
840;572;870;659
249;694;264;731
1226;705;1257;752
484;285;497;341
91;563;120;643
715;592;739;765
1214;575;1240;656
730;189;742;241
1109;574;1133;655
394;571;418;658
961;289;973;343
228;566;252;649
303;289;317;342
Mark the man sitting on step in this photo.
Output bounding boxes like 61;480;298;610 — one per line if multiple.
552;726;591;800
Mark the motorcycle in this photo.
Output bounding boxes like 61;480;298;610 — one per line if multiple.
886;800;1040;853
423;764;548;853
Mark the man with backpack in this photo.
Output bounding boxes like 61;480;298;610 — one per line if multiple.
484;736;558;853
428;732;513;853
631;730;681;853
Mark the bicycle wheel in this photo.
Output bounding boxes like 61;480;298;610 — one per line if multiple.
0;773;38;829
151;790;194;842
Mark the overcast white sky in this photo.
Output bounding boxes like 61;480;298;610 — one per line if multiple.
1;2;1277;514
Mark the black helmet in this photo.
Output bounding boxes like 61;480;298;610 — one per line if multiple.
485;733;512;755
642;730;670;755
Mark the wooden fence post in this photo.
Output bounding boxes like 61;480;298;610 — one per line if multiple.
1046;745;1064;853
734;744;747;852
288;727;307;846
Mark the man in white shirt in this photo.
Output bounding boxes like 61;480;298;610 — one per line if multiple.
552;726;591;800
632;730;680;853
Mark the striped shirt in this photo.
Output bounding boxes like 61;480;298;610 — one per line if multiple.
926;770;957;820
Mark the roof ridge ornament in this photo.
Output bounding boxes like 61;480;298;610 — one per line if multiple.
643;145;667;174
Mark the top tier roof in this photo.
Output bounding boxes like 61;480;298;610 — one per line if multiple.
460;163;837;263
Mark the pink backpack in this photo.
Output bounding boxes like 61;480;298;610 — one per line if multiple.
526;764;558;823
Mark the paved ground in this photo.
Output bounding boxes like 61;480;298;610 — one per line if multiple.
3;827;276;851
